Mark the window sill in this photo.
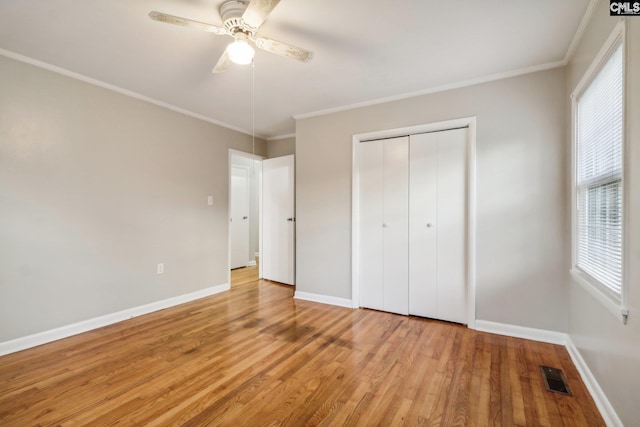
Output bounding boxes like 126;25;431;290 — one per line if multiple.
570;268;627;324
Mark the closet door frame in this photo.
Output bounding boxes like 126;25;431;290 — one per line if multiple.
351;117;477;329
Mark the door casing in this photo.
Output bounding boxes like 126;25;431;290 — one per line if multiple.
228;149;264;285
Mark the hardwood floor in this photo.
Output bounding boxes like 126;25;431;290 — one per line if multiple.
0;269;604;426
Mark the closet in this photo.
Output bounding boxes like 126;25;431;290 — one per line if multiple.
358;127;468;324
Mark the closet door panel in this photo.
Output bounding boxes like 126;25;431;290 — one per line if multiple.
408;133;438;318
358;141;384;311
436;128;467;324
358;128;467;322
382;137;409;315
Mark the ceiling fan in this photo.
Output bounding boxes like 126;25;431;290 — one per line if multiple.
149;0;313;73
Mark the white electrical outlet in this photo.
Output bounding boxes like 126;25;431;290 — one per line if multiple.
207;196;213;206
157;263;164;275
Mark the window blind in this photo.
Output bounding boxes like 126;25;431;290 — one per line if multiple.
575;43;623;296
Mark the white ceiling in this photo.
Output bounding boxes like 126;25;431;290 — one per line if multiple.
0;0;591;139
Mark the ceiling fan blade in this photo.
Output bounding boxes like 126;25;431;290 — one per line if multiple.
253;36;312;62
242;0;281;29
148;11;228;35
212;48;232;73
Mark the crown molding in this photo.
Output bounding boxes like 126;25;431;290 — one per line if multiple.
292;0;597;123
0;48;266;139
563;0;600;64
293;60;564;121
2;0;597;139
267;133;295;141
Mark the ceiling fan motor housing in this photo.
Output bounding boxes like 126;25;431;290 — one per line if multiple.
220;0;255;35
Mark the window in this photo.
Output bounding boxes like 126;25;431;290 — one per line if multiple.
572;22;626;322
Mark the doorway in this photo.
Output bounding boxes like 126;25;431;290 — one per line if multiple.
230;164;250;269
228;150;296;288
229;150;263;284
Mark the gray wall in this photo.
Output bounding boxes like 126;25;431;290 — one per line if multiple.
566;3;640;425
296;67;568;332
266;137;295;158
0;55;266;342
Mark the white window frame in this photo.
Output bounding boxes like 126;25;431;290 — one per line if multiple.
570;20;628;324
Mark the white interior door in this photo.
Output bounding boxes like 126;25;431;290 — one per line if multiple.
230;166;250;269
409;128;467;324
262;155;295;285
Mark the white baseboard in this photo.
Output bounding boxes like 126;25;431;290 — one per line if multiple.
476;319;621;426
566;336;623;427
0;283;230;357
247;260;257;267
0;291;623;426
293;291;353;308
475;319;567;345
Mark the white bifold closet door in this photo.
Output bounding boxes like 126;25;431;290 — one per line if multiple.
409;128;467;324
359;136;409;315
358;127;467;323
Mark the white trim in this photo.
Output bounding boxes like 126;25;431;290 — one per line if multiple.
476;320;624;425
0;48;265;139
292;0;596;123
563;0;600;63
569;21;628;323
571;269;624;320
355;117;475;142
294;291;353;309
351;117;477;328
566;336;624;427
0;283;229;357
267;133;295;141
466;120;477;330
229;149;265;161
621;18;630;325
475;320;567;345
247;260;257;267
570;21;626;99
294;62;563;121
351;138;361;310
2;1;596;141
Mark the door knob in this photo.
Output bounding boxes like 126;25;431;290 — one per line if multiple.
287;217;295;222
426;223;433;228
243;216;248;220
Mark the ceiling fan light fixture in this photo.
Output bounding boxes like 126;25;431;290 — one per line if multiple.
228;38;255;65
150;0;313;73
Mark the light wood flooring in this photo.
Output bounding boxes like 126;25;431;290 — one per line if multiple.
0;266;604;426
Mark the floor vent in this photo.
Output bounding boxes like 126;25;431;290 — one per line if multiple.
540;366;572;396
